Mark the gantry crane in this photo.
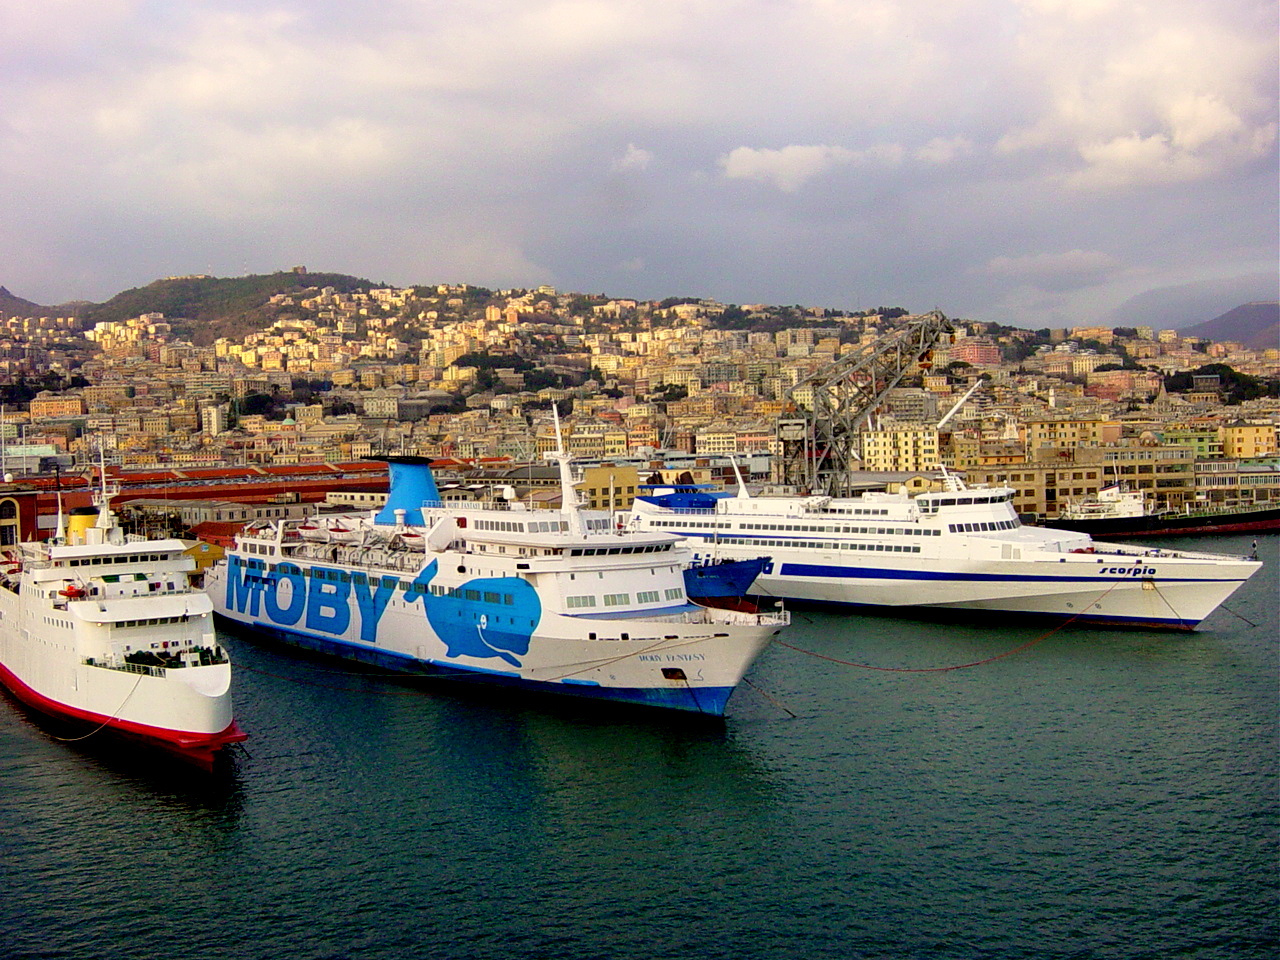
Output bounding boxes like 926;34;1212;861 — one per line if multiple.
776;310;954;496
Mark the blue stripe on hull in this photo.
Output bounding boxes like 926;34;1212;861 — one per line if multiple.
779;597;1197;630
777;562;1232;585
215;615;735;715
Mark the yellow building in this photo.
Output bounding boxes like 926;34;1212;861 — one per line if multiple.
29;394;86;417
860;425;940;472
1221;421;1277;459
578;463;641;510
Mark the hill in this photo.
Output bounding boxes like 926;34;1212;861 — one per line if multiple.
1181;301;1279;351
0;285;51;317
82;271;383;344
1105;272;1276;329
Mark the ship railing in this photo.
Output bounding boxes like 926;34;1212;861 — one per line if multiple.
643;607;790;627
83;658;167;679
419;499;529;513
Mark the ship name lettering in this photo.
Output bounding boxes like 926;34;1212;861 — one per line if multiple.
225;556;394;641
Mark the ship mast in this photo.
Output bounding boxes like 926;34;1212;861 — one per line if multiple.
549;405;585;537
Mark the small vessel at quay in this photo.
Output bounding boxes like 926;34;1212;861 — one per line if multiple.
206;448;789;715
626;473;1261;630
0;474;245;769
1039;484;1280;538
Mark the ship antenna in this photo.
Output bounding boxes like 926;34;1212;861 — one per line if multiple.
729;455;752;500
549;404;585;536
53;463;66;544
93;445;120;533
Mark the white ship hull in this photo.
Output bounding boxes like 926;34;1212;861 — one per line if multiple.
728;544;1253;628
207;554;781;714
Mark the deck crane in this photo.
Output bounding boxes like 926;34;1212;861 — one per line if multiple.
776;310;954;496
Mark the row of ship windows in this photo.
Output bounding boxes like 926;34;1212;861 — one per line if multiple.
567;544;672;556
63;554;177;567
662;520;942;538
111;616;191;627
244;561;420;594
713;537;924;554
475;519;572;534
427;585;516;604
566;588;681;609
948;520;1019;533
241;568;518;603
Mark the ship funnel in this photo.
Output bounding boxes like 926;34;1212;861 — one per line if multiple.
67;506;99;546
372;457;440;526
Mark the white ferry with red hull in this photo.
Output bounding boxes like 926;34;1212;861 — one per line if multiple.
207;453;788;716
0;481;245;769
626;478;1260;630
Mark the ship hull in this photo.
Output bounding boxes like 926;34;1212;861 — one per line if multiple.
0;658;245;770
218;616;738;714
700;547;1255;629
0;583;245;770
208;558;780;717
1041;506;1280;539
682;557;769;611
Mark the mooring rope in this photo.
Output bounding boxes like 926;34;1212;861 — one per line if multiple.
51;671;145;742
773;579;1125;674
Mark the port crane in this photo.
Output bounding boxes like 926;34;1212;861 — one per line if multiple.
776;310;954;496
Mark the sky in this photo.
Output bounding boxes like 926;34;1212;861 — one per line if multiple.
1;0;1277;328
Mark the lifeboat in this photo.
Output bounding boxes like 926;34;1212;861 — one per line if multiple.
59;585;87;599
328;522;360;544
298;522;327;542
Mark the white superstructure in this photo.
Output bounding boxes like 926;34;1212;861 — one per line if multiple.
626;477;1260;630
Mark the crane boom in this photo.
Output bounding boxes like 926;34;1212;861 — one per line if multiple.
775;310;953;496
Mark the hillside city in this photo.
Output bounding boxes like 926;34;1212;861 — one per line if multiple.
3;274;1279;521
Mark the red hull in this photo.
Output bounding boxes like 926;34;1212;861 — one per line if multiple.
0;661;246;771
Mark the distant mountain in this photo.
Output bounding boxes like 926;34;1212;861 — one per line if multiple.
1181;301;1279;351
0;286;49;317
1107;272;1277;329
83;271;383;344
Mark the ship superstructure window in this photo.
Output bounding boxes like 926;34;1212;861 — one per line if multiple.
603;593;631;606
566;595;597;608
636;590;660;603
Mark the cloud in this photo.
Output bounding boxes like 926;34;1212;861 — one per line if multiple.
983;250;1122;289
719;143;903;191
611;144;653;173
915;137;974;164
997;11;1277;188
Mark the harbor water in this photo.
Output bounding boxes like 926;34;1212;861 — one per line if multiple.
2;534;1276;959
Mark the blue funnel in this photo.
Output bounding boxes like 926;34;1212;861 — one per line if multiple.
372;457;440;526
